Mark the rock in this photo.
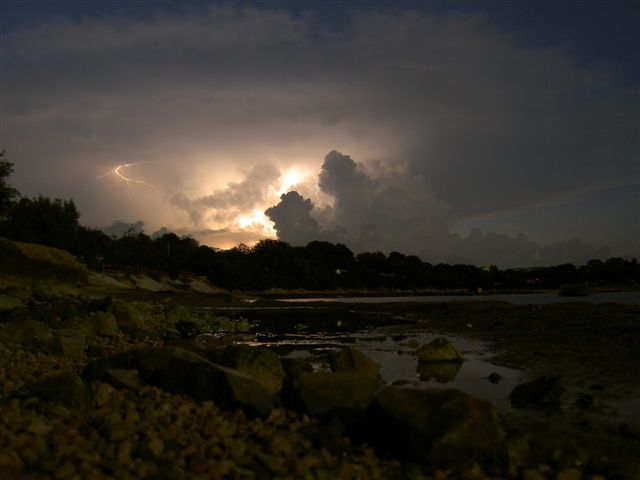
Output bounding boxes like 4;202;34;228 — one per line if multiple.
175;317;212;338
102;369;141;389
52;330;86;357
109;300;147;333
130;274;170;292
287;371;381;417
9;320;55;348
82;347;274;416
329;347;380;379
220;345;285;395
92;311;118;337
509;376;565;409
0;237;88;283
488;372;502;384
417;361;461;383
356;387;506;472
50;296;83;320
281;358;314;377
416;337;463;362
60;316;97;338
0;294;23;312
189;278;225;294
88;272;133;289
87;295;113;312
15;372;91;408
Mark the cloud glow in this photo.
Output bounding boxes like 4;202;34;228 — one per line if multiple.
2;5;637;265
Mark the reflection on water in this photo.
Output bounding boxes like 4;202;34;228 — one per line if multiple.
279;291;640;305
241;328;523;409
417;362;461;383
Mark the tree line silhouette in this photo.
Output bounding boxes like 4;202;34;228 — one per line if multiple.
1;152;638;291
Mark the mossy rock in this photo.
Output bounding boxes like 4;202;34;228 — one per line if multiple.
0;237;88;283
287;371;381;417
83;346;274;416
220;345;285;395
13;372;91;409
329;347;380;379
416;337;463;363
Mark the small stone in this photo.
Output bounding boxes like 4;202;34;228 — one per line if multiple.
0;449;23;472
522;469;546;480
488;373;502;384
93;383;115;407
53;461;76;479
27;419;53;435
557;468;582;480
117;440;133;463
148;436;164;456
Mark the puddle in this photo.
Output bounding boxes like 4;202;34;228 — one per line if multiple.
241;329;523;409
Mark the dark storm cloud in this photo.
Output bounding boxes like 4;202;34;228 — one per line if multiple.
265;151;613;266
2;6;637;265
265;192;321;246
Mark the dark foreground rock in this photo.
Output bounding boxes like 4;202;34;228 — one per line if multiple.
509;375;565;409
12;372;91;409
83;346;274;417
285;371;381;418
220;344;285;396
355;387;507;472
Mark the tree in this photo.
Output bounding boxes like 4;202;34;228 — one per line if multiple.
1;196;80;251
0;151;18;219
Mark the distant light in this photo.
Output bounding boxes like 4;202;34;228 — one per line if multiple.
278;168;306;195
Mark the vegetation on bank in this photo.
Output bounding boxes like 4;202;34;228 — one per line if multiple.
1;151;638;291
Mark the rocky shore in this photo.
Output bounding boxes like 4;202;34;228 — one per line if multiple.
1;239;639;479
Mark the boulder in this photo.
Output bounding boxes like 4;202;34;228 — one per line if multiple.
281;358;314;377
357;387;506;472
509;376;565;409
60;316;97;338
92;312;118;337
220;345;285;395
130;274;170;292
416;337;463;363
87;295;113;313
14;372;91;408
0;237;88;283
287;371;381;417
329;347;380;379
0;294;23;313
175;317;213;338
10;320;54;348
82;347;273;417
189;278;225;294
53;330;86;357
109;300;147;333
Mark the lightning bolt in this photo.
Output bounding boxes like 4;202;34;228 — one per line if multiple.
98;162;156;188
311;174;321;203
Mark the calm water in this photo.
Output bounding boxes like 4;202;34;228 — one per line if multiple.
280;291;640;305
242;328;523;409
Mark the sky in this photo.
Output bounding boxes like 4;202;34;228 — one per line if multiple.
1;0;638;267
